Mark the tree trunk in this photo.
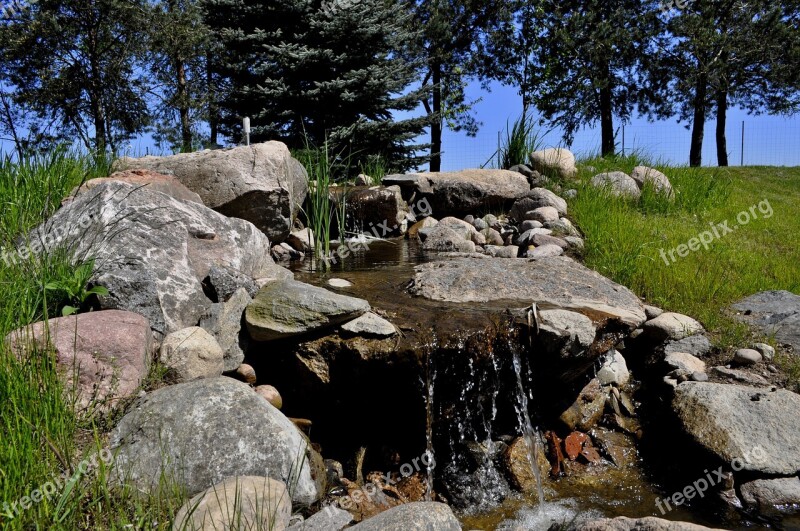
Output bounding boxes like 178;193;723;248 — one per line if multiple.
430;62;442;172
87;26;107;154
689;72;708;167
206;51;218;147
715;88;729;167
177;60;192;152
600;82;614;157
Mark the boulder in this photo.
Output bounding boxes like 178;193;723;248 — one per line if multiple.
664;352;706;374
630;166;674;196
591;172;641;199
407;217;438;239
382;169;530;218
172;476;291;531
159;327;224;382
110;377;323;504
340;312;397;338
576;516;721;530
437;217;480;242
529;148;578;180
199;288;252;372
410;256;646;327
335;185;411;237
286;228;315;253
515;228;553;246
246;280;371;341
421;226;477;254
710;366;771;387
527;206;560;224
348;502;461;531
24;181;290;339
531;233;569;250
538;309;597;360
70;169;203;204
733;290;800;351
663;335;712;358
740;477;800;516
559;379;607;431
509;188;568;220
503;436;550;493
484;245;519;258
597;350;630;386
642;313;704;341
733;348;762;366
672;382;800;475
5;310;151;412
205;264;259;302
116;142;308;242
752;342;776;361
288;506;353;531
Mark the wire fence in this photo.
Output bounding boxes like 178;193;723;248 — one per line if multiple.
439;116;800;171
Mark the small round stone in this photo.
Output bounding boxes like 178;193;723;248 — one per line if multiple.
236;363;257;385
691;372;709;382
752;342;775;361
733;348;762;366
255;385;283;409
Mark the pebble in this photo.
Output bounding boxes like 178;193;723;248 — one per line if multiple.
328;278;353;289
691;372;709;382
733;348;763;366
255;385;283;409
520;220;544;232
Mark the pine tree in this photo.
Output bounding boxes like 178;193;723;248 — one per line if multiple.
203;0;429;172
0;0;151;153
530;0;661;157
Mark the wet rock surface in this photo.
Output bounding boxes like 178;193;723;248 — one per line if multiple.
733;290;800;351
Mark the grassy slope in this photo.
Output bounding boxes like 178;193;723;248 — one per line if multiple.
566;156;800;387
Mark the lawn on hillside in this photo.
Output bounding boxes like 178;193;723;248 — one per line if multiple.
566;157;800;388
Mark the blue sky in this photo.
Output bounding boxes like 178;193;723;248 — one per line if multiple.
434;81;800;172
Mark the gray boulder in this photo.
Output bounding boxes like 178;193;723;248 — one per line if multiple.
25;181;290;339
410;255;646;327
382;169;529;217
526;244;564;259
576;516;721;530
336;185;411;236
172;476;292;531
591;172;641;199
340;312;397;338
672;382;800;475
733;291;800;351
642;313;704;342
288;506;353;531
116;142;309;243
199;287;252;371
509;188;568;220
349;502;461;531
740;477;800;516
421;226;477;253
529;148;578;180
246;280;371;341
630;166;674;196
159;327;224;382
663;335;712;358
110;377;323;504
206;264;260;302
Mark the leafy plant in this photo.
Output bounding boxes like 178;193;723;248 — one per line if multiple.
358;155;388;186
44;259;108;316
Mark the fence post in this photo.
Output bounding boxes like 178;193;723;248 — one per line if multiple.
622;125;625;156
740;121;745;166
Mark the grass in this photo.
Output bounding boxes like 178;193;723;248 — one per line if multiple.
562;153;800;387
488;113;547;170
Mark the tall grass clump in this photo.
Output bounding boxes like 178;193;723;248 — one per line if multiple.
359;154;388;186
492;114;546;169
296;139;350;263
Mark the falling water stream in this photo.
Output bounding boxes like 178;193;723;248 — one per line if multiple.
511;345;546;509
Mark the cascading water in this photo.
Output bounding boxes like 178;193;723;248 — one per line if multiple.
511;343;546;509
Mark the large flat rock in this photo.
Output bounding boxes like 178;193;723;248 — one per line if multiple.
246;279;371;341
383;169;530;217
409;255;646;327
733;290;800;351
673;382;800;475
117;142;308;242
